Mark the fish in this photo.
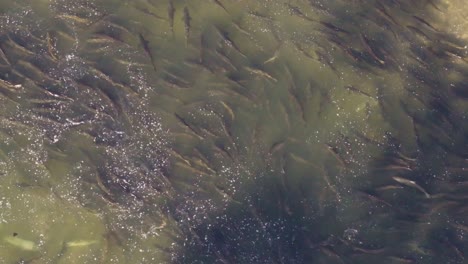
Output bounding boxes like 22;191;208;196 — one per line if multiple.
192;158;217;174
4;236;38;251
220;101;235;121
89;67;138;95
270;140;285;154
375;3;399;26
155;220;167;230
282;63;305;117
392;176;431;198
174;113;203;139
46;32;59;61
183;7;191;46
96;170;114;199
360;33;385;65
162;69;190;88
135;4;166;21
319;245;344;261
285;3;315;22
231;19;251;37
52;29;77;44
0;79;22;91
168;149;191;166
412;15;439;32
244;66;277;82
315;49;339;74
406;25;431;41
278;102;291;130
264;48;280;64
428;0;443;12
344;85;374;98
375;164;413;172
213;141;234;159
56;14;92;25
16;60;55;84
357;190;392;207
86;34;118;44
175;161;210;176
376;185;404;191
212;0;228;13
215;26;247;58
386;256;415;263
293;42;316;60
320;21;349;34
66;240;98;247
139;33;157;72
353;245;386;254
247;11;273;21
324;144;348;168
216;116;236;148
214;184;241;204
168;0;176;36
215;49;238;71
0;44;11;65
5;36;35;56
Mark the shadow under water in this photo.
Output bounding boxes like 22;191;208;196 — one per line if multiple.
0;0;467;263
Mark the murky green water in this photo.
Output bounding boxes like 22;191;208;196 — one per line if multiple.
0;0;467;263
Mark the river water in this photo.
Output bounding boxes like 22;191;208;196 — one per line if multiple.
0;0;467;263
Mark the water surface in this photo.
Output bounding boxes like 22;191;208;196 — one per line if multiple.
0;0;467;263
